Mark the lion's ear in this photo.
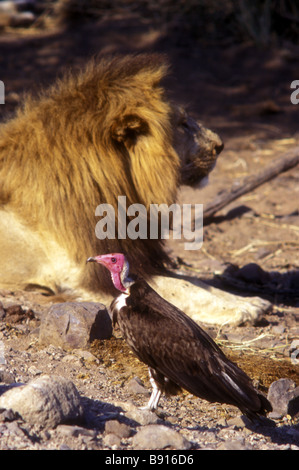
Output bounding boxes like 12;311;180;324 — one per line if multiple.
111;114;149;149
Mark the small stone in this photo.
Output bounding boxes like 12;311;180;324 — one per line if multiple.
103;433;121;448
0;369;15;384
3;304;28;323
73;349;99;364
39;302;112;350
6;420;27;437
267;378;299;418
218;438;250;450
10;12;36;28
127;377;150;395
28;366;42;376
0;374;84;429
217;417;228;427
105;420;131;438
0;302;5;320
60;444;72;450
0;408;16;422
61;354;81;365
118;402;159;425
268;411;283;420
132;424;191;450
226;415;249;429
289;340;299;364
56;424;96;438
272;324;285;335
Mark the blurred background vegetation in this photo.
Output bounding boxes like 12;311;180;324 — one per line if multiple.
1;0;299;46
51;0;299;46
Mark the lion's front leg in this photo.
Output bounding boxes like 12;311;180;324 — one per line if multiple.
150;274;272;326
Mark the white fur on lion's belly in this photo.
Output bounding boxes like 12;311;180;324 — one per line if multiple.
0;210;82;293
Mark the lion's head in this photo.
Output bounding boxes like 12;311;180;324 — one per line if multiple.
172;107;223;187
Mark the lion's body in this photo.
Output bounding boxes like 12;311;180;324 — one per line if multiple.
0;54;222;299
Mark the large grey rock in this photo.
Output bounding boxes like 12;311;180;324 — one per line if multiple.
0;375;84;429
267;378;299;418
132;424;191;450
39;302;112;349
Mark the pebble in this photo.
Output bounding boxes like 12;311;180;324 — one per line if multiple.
132;424;191;450
56;424;96;439
116;401;159;425
289;340;299;364
27;365;42;376
73;349;99;364
0;369;15;384
105;419;132;438
39;302;112;350
126;376;150;395
218;437;250;450
103;433;121;448
226;415;249;429
0;408;16;422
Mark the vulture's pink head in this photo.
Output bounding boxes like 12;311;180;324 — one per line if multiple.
87;253;130;293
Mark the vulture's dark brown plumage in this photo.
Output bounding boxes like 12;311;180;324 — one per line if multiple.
88;253;272;419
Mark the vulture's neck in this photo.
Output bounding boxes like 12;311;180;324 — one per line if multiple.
113;259;135;293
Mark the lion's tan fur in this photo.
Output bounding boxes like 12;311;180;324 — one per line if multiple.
0;54;222;299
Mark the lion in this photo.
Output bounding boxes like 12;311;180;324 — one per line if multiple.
0;54;270;325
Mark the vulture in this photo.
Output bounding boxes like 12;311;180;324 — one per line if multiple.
87;253;272;419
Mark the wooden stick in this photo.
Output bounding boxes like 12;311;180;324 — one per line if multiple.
202;147;299;221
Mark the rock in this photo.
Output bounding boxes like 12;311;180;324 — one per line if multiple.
126;407;159;426
132;424;191;450
0;369;15;384
2;304;34;324
105;420;132;438
0;302;5;320
115;401;159;425
0;375;84;429
73;349;99;364
126;377;150;395
27;365;42;376
272;324;285;335
56;424;96;438
103;433;121;448
226;415;249;429
39;302;112;349
289;340;299;365
9;12;36;28
0;408;16;422
218;438;250;450
267;378;299;418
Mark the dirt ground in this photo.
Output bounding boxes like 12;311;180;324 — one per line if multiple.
0;10;298;450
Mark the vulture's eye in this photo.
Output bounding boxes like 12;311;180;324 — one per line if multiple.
111;257;117;263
